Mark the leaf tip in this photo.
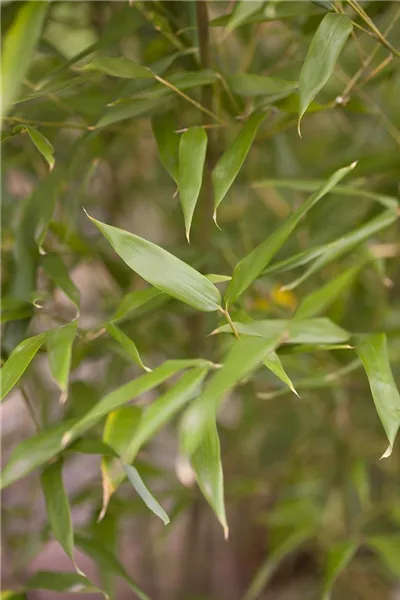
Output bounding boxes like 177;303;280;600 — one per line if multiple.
213;211;222;230
297;119;302;138
59;390;68;404
350;160;358;170
223;524;229;540
380;443;392;459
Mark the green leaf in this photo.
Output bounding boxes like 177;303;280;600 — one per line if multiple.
180;336;283;456
100;406;143;520
96;97;167;128
41;459;81;573
1;1;48;115
13;125;55;170
62;359;212;447
205;273;232;284
295;262;363;319
212;113;265;223
367;535;400;576
298;13;352;133
322;541;357;600
111;287;163;324
123;367;209;463
75;535;150;600
152;113;180;182
357;334;400;458
123;463;170;525
226;1;265;32
0;333;45;402
213;318;350;344
1;592;26;600
224;162;356;306
178;127;208;242
46;322;77;403
263;351;298;396
282;210;398;291
105;322;151;372
67;438;119;458
86;212;221;311
243;527;313;600
228;74;297;100
26;572;105;596
41;253;80;316
83;56;153;79
190;416;228;537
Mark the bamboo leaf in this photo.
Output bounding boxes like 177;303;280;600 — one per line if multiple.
224;162;356;306
322;541;357;600
83;56;153;79
226;1;265;32
0;333;45;402
298;13;352;133
26;572;105;597
263;351;298;396
367;535;400;576
212;113;265;223
178;127;208;242
190;416;228;537
152;113;180;182
123;464;170;525
1;1;48;115
228;74;297;100
105;322;151;372
46;322;77;403
180;336;284;456
13;126;55;170
86;212;221;311
357;334;400;458
41;253;80;316
111;287;163;324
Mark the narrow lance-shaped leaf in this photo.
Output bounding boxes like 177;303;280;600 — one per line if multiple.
180;335;284;456
152;113;180;182
1;333;45;402
123;464;170;525
226;1;265;32
228;74;297;100
357;333;400;458
105;323;151;372
224;162;356;306
26;572;106;597
46;322;77;403
367;535;400;576
41;459;83;575
83;56;153;79
263;351;298;396
322;541;357;600
212;113;265;224
111;287;163;324
298;13;352;134
178;127;207;242
100;406;143;521
86;212;221;311
13;125;55;170
41;253;80;317
190;415;228;538
1;2;48;115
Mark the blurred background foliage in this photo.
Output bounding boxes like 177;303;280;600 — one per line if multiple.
1;1;400;599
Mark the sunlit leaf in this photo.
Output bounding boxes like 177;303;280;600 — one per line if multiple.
152;113;180;182
1;1;48;115
46;322;77;403
13;126;55;170
83;56;153;79
0;333;45;402
263;351;298;396
123;464;169;525
212;113;265;223
224;162;356;306
180;336;283;456
357;334;400;458
322;541;357;600
178;127;207;242
105;322;150;372
86;212;221;311
190;416;228;537
298;13;352;133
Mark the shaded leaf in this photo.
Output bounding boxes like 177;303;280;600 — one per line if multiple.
322;541;357;600
96;97;167;128
228;74;297;100
152;113;180;182
212;113;265;223
224;162;356;306
46;322;77;403
83;56;153;79
180;336;284;456
67;438;119;458
0;333;45;402
111;287;163;324
1;2;48;115
299;13;352;132
178;127;208;242
367;535;400;576
41;253;80;316
190;416;228;537
13;126;55;170
105;322;150;372
357;334;400;458
263;351;298;396
123;464;169;525
226;1;265;32
86;212;221;311
26;572;104;596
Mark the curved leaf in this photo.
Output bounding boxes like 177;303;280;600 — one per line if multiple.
322;541;357;600
105;322;150;372
123;464;170;525
26;572;105;597
0;333;45;402
111;287;163;324
226;1;265;32
263;351;298;396
86;212;221;311
14;126;55;170
178;127;208;242
299;13;352;133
